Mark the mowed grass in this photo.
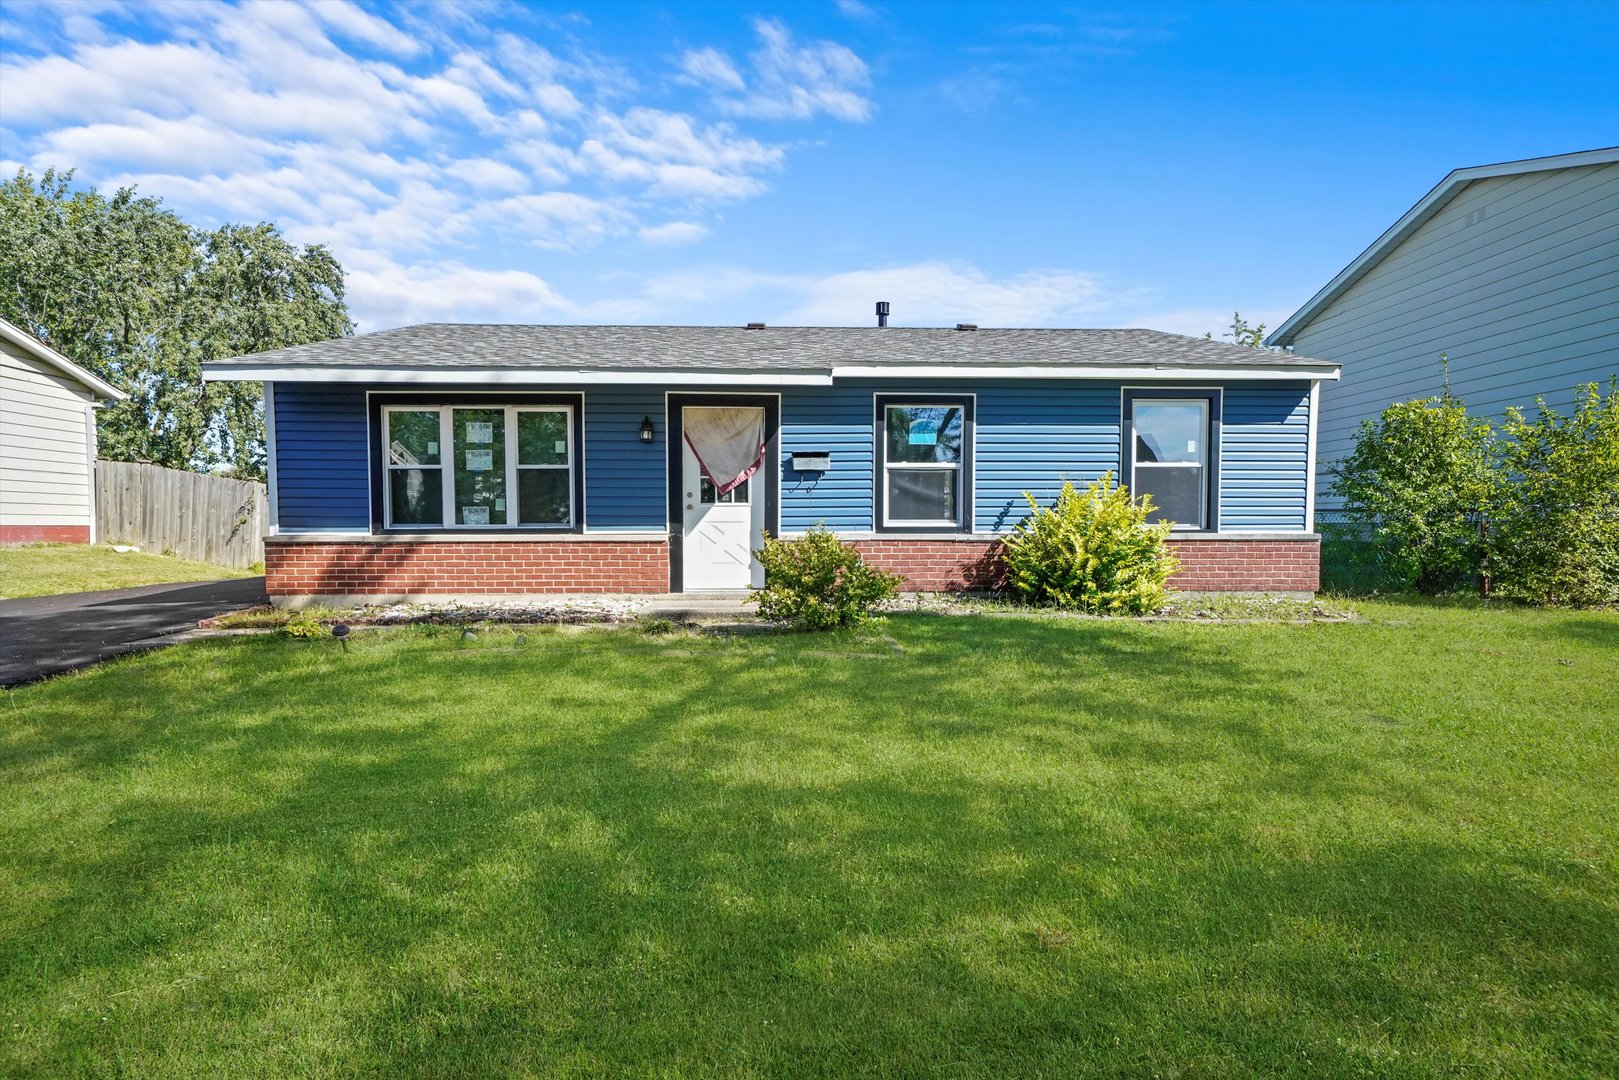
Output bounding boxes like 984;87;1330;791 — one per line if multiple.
0;543;258;599
2;602;1615;1078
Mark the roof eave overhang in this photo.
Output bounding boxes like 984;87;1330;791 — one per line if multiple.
0;319;129;401
1265;145;1619;348
203;362;1340;384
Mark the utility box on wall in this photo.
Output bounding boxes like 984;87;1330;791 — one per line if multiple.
790;451;831;473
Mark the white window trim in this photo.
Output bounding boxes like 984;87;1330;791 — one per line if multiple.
1130;397;1210;532
881;401;968;530
381;404;576;530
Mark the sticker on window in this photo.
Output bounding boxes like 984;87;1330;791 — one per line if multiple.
908;419;938;446
426;441;438;455
555;440;567;454
465;421;494;444
462;506;490;525
494;498;506;511
465;449;493;472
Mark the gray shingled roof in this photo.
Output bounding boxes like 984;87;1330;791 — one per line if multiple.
206;324;1337;371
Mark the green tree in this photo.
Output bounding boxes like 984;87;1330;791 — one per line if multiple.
1491;380;1619;607
1331;385;1498;594
1206;312;1273;350
0;168;352;478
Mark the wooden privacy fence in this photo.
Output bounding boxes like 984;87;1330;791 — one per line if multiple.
96;460;267;569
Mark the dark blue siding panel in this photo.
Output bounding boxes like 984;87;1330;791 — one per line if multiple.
1219;383;1310;531
584;389;667;530
273;382;369;530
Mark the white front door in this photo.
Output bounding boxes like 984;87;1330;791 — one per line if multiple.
681;407;766;591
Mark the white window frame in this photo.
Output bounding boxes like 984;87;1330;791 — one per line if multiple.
1130;397;1210;532
513;405;575;528
381;405;575;530
881;401;967;529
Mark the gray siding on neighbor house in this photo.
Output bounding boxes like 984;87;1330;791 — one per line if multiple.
1289;160;1619;505
0;337;97;530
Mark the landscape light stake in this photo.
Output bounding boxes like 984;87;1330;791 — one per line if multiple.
332;623;350;653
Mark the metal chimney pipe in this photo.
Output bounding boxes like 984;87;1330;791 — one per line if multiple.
876;300;890;328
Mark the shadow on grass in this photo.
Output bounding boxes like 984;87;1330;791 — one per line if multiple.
2;616;1615;1076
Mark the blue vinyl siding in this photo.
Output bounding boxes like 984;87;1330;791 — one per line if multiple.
779;386;876;531
584;388;666;530
975;383;1120;533
268;377;1314;537
272;382;369;530
1219;383;1310;531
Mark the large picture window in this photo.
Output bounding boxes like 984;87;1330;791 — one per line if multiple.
876;397;973;531
1124;391;1219;531
380;403;577;529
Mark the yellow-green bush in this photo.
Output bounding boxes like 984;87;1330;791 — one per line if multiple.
1002;474;1179;614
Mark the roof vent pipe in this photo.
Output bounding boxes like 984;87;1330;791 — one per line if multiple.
875;301;890;328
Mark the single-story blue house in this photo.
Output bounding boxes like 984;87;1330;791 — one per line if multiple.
200;323;1339;603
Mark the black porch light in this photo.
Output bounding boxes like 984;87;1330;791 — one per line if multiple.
639;416;656;443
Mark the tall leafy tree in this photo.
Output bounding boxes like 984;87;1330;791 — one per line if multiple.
0;168;352;478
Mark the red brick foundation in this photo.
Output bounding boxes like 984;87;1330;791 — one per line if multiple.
853;536;1320;593
265;534;1319;599
1165;538;1320;592
0;525;92;544
265;539;670;597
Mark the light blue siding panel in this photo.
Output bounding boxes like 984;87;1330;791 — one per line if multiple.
780;387;876;531
273;382;370;530
1220;384;1310;531
1291;160;1619;507
975;383;1120;533
584;389;666;530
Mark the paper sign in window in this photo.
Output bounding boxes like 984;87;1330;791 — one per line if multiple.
465;449;494;472
465;422;494;444
462;506;490;525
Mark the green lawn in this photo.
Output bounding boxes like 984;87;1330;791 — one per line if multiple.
2;602;1615;1078
0;543;259;599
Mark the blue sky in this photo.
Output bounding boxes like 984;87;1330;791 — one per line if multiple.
3;0;1615;336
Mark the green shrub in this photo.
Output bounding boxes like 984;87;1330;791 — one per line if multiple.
1491;380;1619;607
280;618;325;639
1001;474;1179;614
1331;391;1497;594
751;526;903;630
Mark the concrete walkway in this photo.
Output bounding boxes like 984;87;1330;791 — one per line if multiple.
0;577;267;688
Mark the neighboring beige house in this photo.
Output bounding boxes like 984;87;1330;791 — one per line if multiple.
0;316;128;543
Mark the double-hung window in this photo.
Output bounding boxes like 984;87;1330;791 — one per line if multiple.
381;402;577;529
1124;390;1220;531
876;397;973;531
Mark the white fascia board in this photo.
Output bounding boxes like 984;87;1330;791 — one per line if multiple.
202;365;834;386
1266;145;1619;347
832;364;1340;381
0;317;129;401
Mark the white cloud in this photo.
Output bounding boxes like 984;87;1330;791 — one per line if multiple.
576;260;1136;327
677;46;745;92
304;0;423;58
1;4;889;329
345;257;573;328
637;221;709;246
687;19;873;122
834;1;882;24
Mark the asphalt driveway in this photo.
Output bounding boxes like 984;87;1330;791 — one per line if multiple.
0;577;267;688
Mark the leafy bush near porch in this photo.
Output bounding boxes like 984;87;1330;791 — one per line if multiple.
752;526;903;630
1491;380;1619;607
1002;474;1179;614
